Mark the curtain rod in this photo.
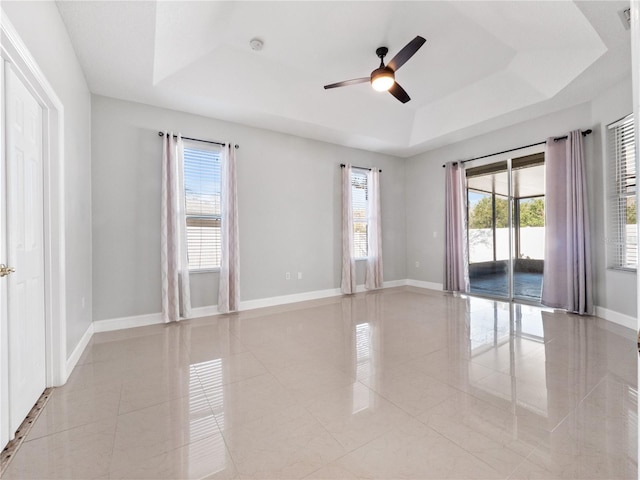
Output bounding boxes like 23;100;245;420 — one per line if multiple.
158;131;239;149
441;129;592;168
340;163;382;172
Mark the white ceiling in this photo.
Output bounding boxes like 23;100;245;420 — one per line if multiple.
55;1;632;157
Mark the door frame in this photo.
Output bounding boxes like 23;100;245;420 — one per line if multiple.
1;13;66;446
465;143;545;303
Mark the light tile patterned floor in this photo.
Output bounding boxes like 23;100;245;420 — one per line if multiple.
3;287;637;479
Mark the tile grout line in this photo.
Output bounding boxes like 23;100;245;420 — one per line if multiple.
106;378;124;476
505;377;611;478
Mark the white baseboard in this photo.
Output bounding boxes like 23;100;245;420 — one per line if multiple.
380;279;408;289
92;288;343;332
405;279;444;291
92;306;229;333
92;280;414;332
93;312;164;333
406;283;638;332
191;305;222;318
239;287;342;311
91;285;637;338
73;284;638;389
65;323;94;381
595;306;637;331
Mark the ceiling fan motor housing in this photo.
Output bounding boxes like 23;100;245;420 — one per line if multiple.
376;46;389;59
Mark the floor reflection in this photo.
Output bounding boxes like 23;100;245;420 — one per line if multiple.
466;298;550;416
188;359;227;477
353;322;372;414
342;294;382;414
192;358;224;427
464;294;638;433
5;288;635;479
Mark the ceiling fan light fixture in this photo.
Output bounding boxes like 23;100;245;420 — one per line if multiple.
324;36;426;103
370;68;394;92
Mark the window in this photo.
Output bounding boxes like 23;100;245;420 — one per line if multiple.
183;142;222;270
351;170;368;258
516;196;545;260
607;114;637;270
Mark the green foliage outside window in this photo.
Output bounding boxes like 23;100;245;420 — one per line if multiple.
627;199;636;225
469;196;545;228
519;198;545;227
468;196;508;228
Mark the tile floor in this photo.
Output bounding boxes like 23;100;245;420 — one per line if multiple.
3;287;637;479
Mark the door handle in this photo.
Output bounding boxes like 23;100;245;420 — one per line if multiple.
0;264;15;277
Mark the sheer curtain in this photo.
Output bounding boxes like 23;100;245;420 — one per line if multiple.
365;168;383;289
341;164;356;294
160;132;192;322
218;144;240;313
542;130;593;315
444;161;469;292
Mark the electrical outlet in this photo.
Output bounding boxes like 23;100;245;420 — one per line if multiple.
286;272;291;280
298;272;302;280
415;261;420;268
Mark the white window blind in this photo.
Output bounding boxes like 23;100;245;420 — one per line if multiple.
351;170;368;258
607;114;637;270
183;143;222;270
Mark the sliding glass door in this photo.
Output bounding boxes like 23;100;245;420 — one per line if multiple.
466;153;545;302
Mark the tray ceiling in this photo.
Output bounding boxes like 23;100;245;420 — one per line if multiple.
55;1;632;157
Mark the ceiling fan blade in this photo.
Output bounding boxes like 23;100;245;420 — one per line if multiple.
387;36;426;72
324;77;370;89
389;82;411;103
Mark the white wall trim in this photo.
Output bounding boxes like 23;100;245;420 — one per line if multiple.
1;9;67;388
595;306;638;331
89;280;639;345
93;312;164;333
406;283;638;333
79;283;637;383
65;323;93;375
93;280;411;332
1;10;66;447
238;287;342;311
405;279;444;291
378;279;407;289
0;58;7;449
191;304;221;318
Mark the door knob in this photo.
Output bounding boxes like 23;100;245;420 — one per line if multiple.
0;264;15;277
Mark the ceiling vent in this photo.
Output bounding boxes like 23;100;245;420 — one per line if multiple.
619;7;631;30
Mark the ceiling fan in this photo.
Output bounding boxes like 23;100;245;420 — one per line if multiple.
324;36;426;104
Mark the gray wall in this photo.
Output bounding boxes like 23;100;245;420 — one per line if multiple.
590;78;637;318
3;1;634;330
3;2;93;357
91;95;406;321
405;78;637;319
96;81;636;323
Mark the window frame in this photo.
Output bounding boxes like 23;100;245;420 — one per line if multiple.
183;140;223;273
351;169;369;260
606;113;637;272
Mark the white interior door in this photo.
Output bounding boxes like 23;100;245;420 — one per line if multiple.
4;63;46;437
